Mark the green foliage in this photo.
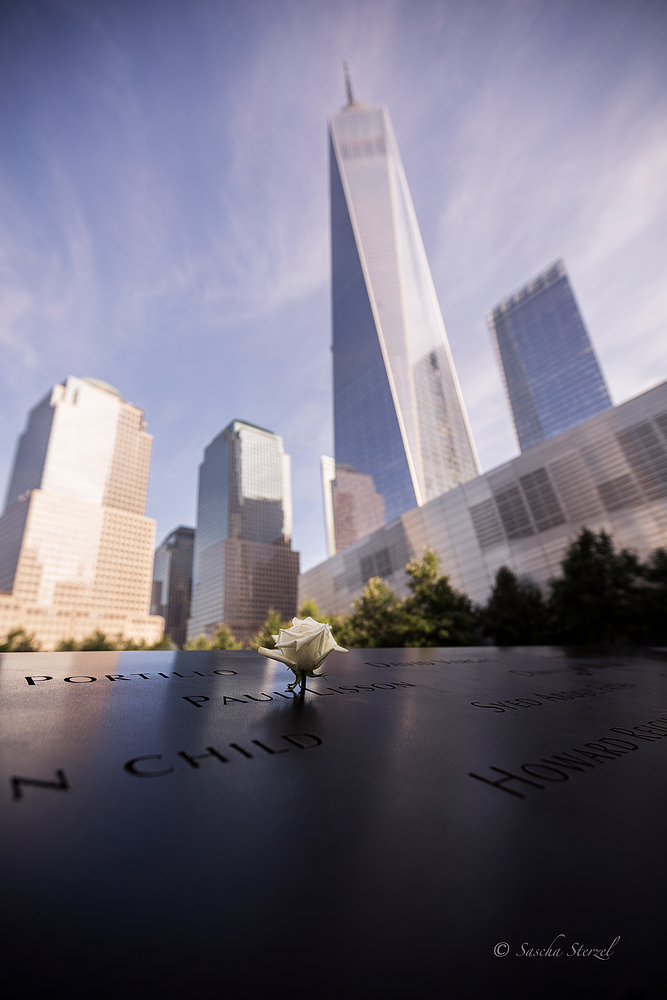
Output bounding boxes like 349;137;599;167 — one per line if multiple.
642;548;667;644
297;598;340;628
118;637;149;650
401;550;479;647
55;631;175;651
318;534;667;650
44;532;667;656
548;529;646;645
0;627;41;652
297;598;322;621
148;633;176;650
55;638;79;651
342;577;409;648
186;634;213;649
305;551;478;649
77;630;118;651
297;599;349;645
482;566;549;646
250;608;291;650
210;625;242;650
480;530;667;648
187;625;242;650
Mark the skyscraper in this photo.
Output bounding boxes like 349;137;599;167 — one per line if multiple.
321;456;385;557
151;525;194;649
487;260;612;452
0;376;163;648
301;378;667;616
327;82;479;551
187;420;299;647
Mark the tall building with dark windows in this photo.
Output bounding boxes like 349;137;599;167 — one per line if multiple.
187;420;299;647
327;86;479;552
151;525;194;648
487;260;612;452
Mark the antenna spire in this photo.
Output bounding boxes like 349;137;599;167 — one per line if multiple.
343;60;354;107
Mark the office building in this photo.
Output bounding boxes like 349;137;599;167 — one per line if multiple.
0;377;163;648
487;260;612;452
151;525;194;648
187;420;299;647
327;83;479;550
321;456;385;557
300;380;667;614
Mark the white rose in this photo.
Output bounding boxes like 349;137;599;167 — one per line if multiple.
258;616;347;686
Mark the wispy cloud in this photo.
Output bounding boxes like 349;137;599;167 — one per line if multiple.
0;0;665;569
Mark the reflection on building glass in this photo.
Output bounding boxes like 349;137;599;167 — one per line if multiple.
151;526;194;649
487;260;612;452
0;376;162;647
328;92;479;548
187;420;299;647
302;380;667;616
321;458;385;555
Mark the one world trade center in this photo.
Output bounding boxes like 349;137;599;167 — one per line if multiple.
325;78;479;553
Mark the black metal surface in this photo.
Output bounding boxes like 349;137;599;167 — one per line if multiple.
2;647;665;998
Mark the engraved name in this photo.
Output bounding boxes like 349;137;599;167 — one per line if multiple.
23;670;238;686
471;681;636;712
181;680;416;708
469;717;667;798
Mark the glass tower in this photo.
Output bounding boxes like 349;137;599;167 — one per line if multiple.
187;420;299;647
328;94;479;551
152;525;194;649
487;260;612;452
0;376;162;648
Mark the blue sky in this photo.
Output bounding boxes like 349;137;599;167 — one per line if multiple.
1;0;666;572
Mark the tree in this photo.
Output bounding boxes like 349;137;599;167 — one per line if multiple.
343;577;409;648
297;598;340;628
250;608;291;650
548;528;646;645
55;638;79;651
297;598;323;621
210;625;242;650
148;633;176;650
77;630;118;651
118;637;149;650
186;634;213;650
55;632;174;651
267;539;667;652
639;547;667;644
186;625;242;650
56;631;118;651
401;550;479;647
299;553;478;649
297;598;349;645
0;628;40;652
482;566;549;646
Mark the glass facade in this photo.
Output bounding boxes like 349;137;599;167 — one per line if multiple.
328;101;479;551
488;260;612;452
0;376;162;648
321;458;386;555
152;525;194;649
300;379;667;615
188;420;299;647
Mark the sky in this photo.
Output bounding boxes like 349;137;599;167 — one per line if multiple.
1;0;666;573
